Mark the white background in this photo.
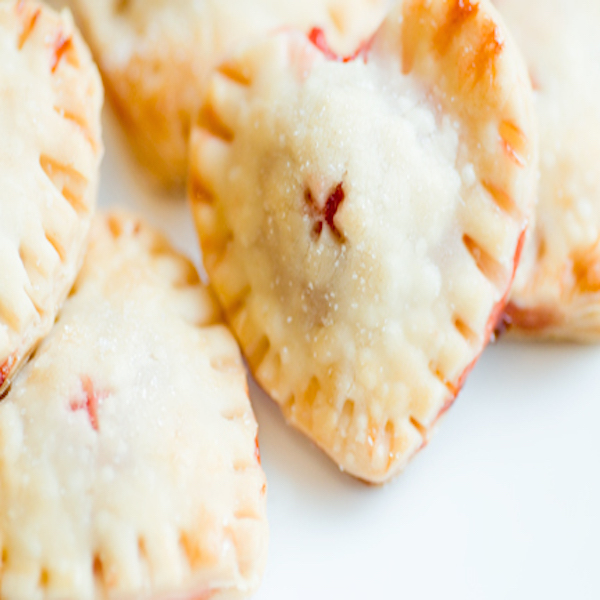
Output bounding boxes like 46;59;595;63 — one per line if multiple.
100;108;600;600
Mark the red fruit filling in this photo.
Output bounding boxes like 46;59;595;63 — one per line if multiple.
70;375;107;431
0;354;15;390
51;31;73;73
308;27;370;63
304;182;346;241
255;434;261;465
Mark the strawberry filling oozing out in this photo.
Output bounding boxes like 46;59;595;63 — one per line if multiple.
69;375;107;431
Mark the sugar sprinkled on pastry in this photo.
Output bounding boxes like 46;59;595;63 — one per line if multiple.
68;0;389;187
189;0;537;483
0;213;268;599
0;0;103;396
494;0;600;341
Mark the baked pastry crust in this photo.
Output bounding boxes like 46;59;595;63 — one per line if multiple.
495;0;600;341
0;213;268;600
69;0;389;187
189;0;537;482
0;0;103;396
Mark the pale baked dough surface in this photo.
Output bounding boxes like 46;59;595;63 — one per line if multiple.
69;0;389;186
0;214;268;600
495;0;600;340
190;0;537;482
0;0;103;396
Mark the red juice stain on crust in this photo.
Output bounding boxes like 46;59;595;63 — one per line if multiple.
0;363;9;388
308;28;338;60
434;0;479;55
308;28;371;64
485;228;526;343
16;6;40;49
0;354;16;389
255;435;261;465
432;228;527;429
70;376;107;431
499;121;527;167
473;21;504;84
51;31;73;73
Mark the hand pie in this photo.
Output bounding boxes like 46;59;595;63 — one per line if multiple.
0;0;103;396
494;0;600;341
0;213;268;600
189;0;537;483
69;0;389;187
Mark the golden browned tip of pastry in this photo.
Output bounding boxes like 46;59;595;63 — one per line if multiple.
0;212;268;600
188;0;537;483
0;0;103;396
69;0;390;188
493;0;600;341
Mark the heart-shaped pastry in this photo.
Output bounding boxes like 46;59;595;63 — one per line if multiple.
0;213;268;599
69;0;389;186
0;0;103;396
189;0;537;482
494;0;600;341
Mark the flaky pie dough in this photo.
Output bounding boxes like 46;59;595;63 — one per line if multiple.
0;214;268;600
0;0;103;396
190;0;538;483
69;0;390;186
495;0;600;341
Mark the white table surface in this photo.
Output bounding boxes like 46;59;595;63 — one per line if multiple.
99;107;600;600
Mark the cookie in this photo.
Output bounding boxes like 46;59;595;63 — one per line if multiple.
189;0;537;482
0;0;103;396
0;213;268;599
494;0;600;340
69;0;389;187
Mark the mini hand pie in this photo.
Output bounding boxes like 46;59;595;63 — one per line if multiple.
0;214;268;599
494;0;600;341
189;0;537;482
69;0;389;186
0;0;103;396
